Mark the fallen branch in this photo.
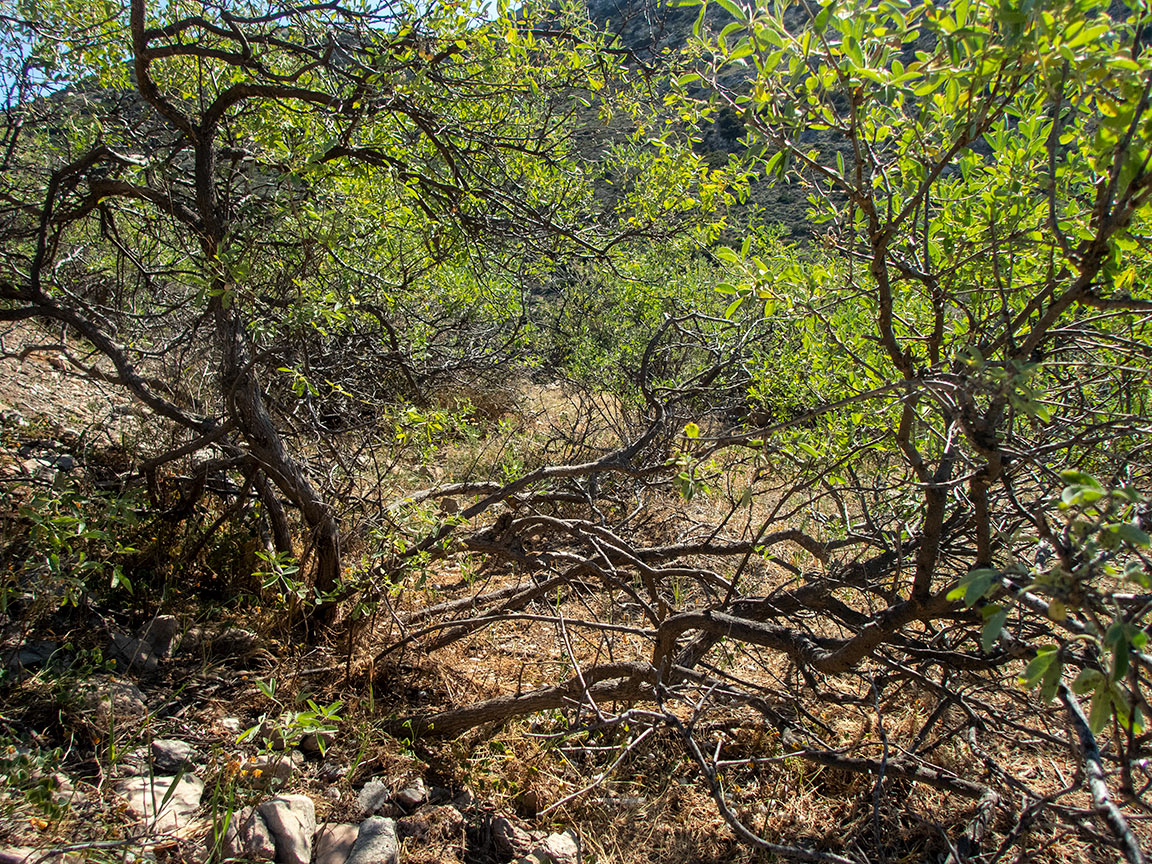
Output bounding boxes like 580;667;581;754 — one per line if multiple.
1059;684;1147;864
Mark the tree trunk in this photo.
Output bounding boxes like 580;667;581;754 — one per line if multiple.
215;301;342;619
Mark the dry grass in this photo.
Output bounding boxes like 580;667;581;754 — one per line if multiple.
2;344;1148;864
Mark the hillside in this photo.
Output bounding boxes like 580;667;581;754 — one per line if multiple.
3;1;1152;864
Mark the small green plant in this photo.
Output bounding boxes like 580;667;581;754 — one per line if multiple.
0;739;65;823
254;549;308;606
3;485;142;619
238;677;343;755
951;471;1152;734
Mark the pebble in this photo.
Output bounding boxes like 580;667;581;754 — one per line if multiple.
257;794;315;864
151;739;197;773
357;779;391;818
314;823;358;864
394;776;427;810
344;816;399;864
116;774;204;835
76;677;147;722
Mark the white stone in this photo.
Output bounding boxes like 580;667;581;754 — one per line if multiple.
222;807;277;861
257;795;315;864
314;823;358;864
116;774;204;835
394;776;426;810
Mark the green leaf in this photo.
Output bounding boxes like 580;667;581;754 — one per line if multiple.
1088;686;1112;734
1019;646;1058;689
1110;523;1151;547
1071;668;1105;695
1059;470;1101;488
981;607;1008;653
1040;653;1063;702
719;21;744;45
714;0;748;24
949;568;999;605
1062;484;1105;507
964;569;997;607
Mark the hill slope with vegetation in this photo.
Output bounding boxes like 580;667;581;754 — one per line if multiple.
2;0;1152;863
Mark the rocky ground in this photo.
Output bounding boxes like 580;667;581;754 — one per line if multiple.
0;329;590;864
1;614;584;864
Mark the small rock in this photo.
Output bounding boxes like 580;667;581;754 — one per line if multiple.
539;831;580;864
116;774;204;835
219;717;243;735
244;752;301;788
345;817;399;864
139;615;181;658
492;816;538;859
452;787;474;810
394;776;427;810
51;773;85;807
4;641;57;671
314;823;358;864
299;729;336;755
319;761;343;783
222;807;277;861
1;409;28;427
76;677;147;723
357;779;391;818
20;458;54;482
177;626;260;660
109;632;159;672
257;794;315;864
151;740;197;773
52;454;75;472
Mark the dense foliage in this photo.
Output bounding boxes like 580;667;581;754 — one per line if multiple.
3;0;1152;860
